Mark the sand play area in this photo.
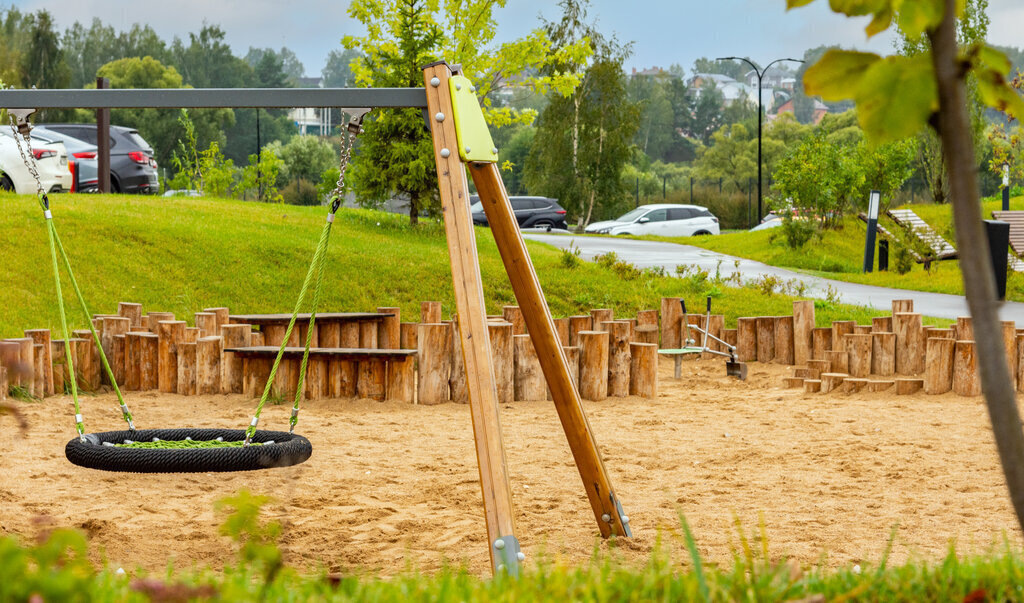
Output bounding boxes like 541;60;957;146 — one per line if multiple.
1;356;1021;575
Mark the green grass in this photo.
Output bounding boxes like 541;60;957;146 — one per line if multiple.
673;196;1024;302
0;192;881;338
6;510;1024;602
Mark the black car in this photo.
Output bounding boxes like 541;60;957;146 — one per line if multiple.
35;124;159;194
470;196;567;229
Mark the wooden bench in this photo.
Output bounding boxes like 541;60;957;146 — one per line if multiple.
226;346;416;402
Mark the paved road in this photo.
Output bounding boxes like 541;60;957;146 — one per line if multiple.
523;233;1024;322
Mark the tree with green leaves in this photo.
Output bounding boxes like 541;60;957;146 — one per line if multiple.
20;10;70;93
321;49;362;88
62;19;168;88
793;0;1024;534
523;1;639;225
692;57;749;81
95;57;234;169
342;0;589;224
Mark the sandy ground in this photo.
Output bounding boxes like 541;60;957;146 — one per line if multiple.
1;356;1022;576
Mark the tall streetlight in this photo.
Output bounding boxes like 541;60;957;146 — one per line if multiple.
716;56;803;223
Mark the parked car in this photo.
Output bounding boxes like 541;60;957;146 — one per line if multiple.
469;196;568;229
0;129;72;194
27;128;98;192
584;204;720;237
36;124;159;194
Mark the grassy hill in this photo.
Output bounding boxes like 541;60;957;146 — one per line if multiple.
0;192;884;338
677;196;1024;301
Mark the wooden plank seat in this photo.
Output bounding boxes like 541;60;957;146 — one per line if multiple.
989;210;1024;272
228;346;416;402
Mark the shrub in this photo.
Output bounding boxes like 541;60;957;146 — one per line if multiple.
281;179;320;206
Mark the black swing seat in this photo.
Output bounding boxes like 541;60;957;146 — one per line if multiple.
65;428;312;473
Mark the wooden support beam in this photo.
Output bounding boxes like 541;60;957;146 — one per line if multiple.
23;329;53;396
425;62;526;572
470;156;631;539
792;301;813;365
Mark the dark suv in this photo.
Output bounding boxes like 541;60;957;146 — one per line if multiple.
35;124;159;194
470;196;567;229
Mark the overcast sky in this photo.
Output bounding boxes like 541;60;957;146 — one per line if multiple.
9;0;1022;78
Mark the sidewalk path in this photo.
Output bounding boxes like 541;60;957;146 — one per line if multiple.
523;233;1024;322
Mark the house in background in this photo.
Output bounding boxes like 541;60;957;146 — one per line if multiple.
773;97;829;124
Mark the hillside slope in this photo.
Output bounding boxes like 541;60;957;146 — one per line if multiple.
0;192;877;337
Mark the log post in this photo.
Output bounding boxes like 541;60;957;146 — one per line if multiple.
629;342;657;398
221;324;252;394
263;324;286;346
304;356;328;401
194;312;217;338
138;333;159;390
811;327;832;361
377;307;401;350
386;357;416;402
579;330;609;401
892;299;914;314
146;312;175;332
845;333;872;378
774;316;794;365
250;332;265;346
723;328;737;347
357;359;387;401
895;378;924;395
955;316;973;341
183;327;201;344
704;314;724;357
792;300;814;365
634;325;659;345
820;372;846;393
953;340;980;396
603;321;632;397
756;317;775;363
23;329;53;396
70;332;100;392
591;309;614;331
831;321;855;352
118;302;143;329
924;338;955;394
804;379;822;393
660;298;682;349
333;323;360;398
112;335;125;386
569;315;593;346
736;317;758;361
637;309;658;327
202;307;230;336
197;336;222;395
319;322;340;348
503;305;526;335
400;322;419;350
1017;335;1024;393
32;344;44;396
854;325;873;335
176;341;198;396
359;321;378;348
894;312;925;375
514;334;547;401
826;350;849;374
124;333;142;390
871;332;896;376
450;320;468;403
417;323;451;405
244;357;272;398
0;341;23;389
157;320;186;394
563;345;581;389
553;317;570;346
488;321;514;405
1003;321;1018;389
421;301;442;324
872;316;893;333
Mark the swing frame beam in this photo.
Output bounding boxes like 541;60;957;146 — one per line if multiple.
0;62;632;576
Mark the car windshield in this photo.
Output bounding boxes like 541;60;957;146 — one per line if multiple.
615;207;649;222
470;201;483;212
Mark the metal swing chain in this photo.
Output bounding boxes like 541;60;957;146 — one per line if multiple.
327;109;368;202
8;113;45;197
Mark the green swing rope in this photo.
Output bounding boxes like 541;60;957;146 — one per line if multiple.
35;194;136;437
243;206;335;445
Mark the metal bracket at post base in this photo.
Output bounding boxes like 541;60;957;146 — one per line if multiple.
601;495;633;538
492;535;523;577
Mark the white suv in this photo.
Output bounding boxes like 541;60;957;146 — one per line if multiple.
585;204;720;237
0;129;72;194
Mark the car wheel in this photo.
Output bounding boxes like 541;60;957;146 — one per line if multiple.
693;230;711;236
0;175;13;192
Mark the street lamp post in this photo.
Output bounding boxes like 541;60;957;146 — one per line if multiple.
715;56;803;223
